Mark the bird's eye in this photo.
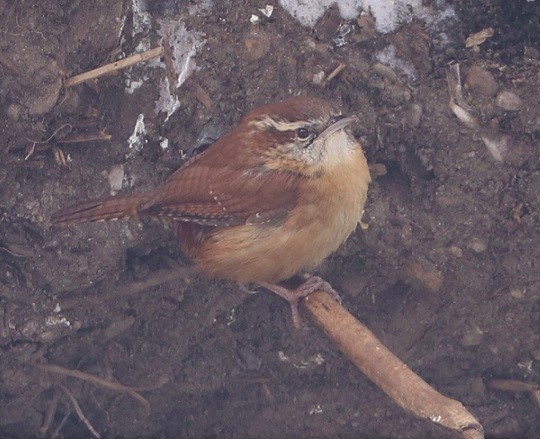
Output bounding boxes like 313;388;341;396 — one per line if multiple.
296;127;310;140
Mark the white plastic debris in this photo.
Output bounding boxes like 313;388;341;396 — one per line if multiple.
128;113;146;151
259;5;274;18
160;138;170;150
155;19;206;119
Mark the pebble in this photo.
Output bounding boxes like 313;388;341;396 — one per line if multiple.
244;31;271;60
465;65;498;97
469;237;488;253
495;91;522;111
6;103;24;121
405;103;423;128
448;245;463;258
404;261;443;292
509;288;526;299
462;325;484;346
108;164;125;195
312;71;325;85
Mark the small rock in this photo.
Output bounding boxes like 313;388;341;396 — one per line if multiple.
28;76;63;116
462;325;484;346
509;288;526;299
449;245;463;258
312;71;326;86
465;65;498;97
372;62;399;83
495;91;522;111
6;103;24;121
108;164;125;195
244;31;271;60
403;261;443;292
405;103;423;128
469;237;488;253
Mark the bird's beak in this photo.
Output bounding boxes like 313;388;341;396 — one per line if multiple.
322;115;358;137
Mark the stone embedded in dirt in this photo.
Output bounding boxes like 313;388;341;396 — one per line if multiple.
312;70;326;85
244;31;272;60
468;237;488;253
495;91;523;111
405;103;423;128
108;164;125;195
403;261;444;293
465;65;498;97
461;325;484;346
448;245;463;258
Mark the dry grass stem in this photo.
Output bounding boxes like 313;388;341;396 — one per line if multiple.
325;63;347;84
58;132;112;144
194;84;213;108
64;46;164;88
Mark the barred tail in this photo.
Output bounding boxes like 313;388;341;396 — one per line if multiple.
51;193;153;226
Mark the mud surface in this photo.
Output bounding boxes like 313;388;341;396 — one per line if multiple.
1;1;539;437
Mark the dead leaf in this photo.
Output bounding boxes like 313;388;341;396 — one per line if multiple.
465;28;494;48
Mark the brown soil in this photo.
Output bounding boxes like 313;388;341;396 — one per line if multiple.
1;0;538;438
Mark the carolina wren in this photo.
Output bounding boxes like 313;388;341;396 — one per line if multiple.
52;96;371;326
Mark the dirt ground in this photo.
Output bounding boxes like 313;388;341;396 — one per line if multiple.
1;0;539;437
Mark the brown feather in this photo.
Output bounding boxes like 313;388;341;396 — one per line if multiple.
51;193;153;225
137;123;303;226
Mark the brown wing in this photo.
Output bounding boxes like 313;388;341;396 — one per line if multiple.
140;127;302;226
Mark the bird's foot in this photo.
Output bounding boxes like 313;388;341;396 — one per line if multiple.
260;276;340;328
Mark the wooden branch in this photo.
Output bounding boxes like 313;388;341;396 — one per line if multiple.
64;46;164;88
303;291;484;439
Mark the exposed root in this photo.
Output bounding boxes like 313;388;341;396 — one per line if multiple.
34;362;169;416
60;384;101;439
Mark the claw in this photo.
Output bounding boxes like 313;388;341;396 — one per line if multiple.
260;276;340;328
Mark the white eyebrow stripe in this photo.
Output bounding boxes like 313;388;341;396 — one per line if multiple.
250;116;325;131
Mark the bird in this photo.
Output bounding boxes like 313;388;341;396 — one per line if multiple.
52;96;371;327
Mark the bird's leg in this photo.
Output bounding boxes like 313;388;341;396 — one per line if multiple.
259;276;340;328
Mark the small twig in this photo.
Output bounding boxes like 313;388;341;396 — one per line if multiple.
486;378;540;406
26;124;72;146
52;146;68;167
60;384;101;439
51;410;70;439
38;388;59;436
162;34;178;94
57;132;112;144
194;84;213;108
486;378;539;393
303;291;484;439
64;46;164;88
325;63;347;85
0;243;35;258
25;124;72;160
